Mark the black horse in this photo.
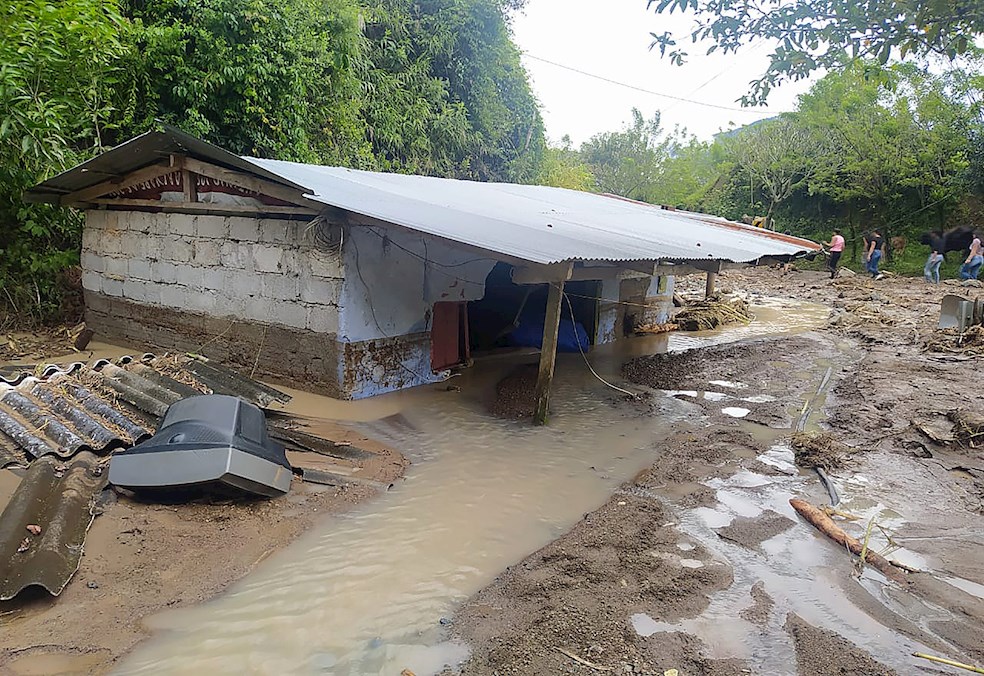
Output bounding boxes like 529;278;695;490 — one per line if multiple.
919;226;977;257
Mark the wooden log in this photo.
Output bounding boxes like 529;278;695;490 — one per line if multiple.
533;281;564;426
705;272;717;299
789;498;908;584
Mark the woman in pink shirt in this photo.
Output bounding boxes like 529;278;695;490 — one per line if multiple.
825;229;845;279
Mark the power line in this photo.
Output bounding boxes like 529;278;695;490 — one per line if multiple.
522;52;792;115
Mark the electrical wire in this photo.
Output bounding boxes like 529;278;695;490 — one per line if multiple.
561;287;639;399
522;52;792;115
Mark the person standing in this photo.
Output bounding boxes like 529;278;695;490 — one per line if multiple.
924;249;943;284
959;233;983;280
824;229;845;279
867;229;885;279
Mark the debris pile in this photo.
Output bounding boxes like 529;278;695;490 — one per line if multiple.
673;296;751;332
791;431;852;471
490;364;537;419
948;409;984;448
924;325;984;355
633;321;678;335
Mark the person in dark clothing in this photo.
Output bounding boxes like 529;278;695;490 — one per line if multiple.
867;230;885;279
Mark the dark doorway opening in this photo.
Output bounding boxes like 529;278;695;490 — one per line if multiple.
467;262;600;353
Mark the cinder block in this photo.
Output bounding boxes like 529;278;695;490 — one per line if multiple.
146;212;170;236
242;294;276;321
300;278;341;305
103;256;129;277
173;264;202;288
196;215;227;239
306;248;343;279
306;304;340;334
85;211;108;231
220;241;249;269
267;301;307;329
128;258;153;280
81;228;100;252
151;261;180;284
125;211;150;234
100;230;123;256
184;288;218;313
81;251;104;273
229;216;260;242
168;237;194;263
258;219;292;245
81;270;101;291
252;244;282;273
102;277;124;298
160;284;187;308
261;274;299;301
168;213;197;237
122;279;149;302
193;239;221;266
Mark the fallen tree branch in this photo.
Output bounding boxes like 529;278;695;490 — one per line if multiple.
789;498;908;584
912;652;984;674
553;647;613;672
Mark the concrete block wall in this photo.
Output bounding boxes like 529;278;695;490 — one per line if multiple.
81;210;342;334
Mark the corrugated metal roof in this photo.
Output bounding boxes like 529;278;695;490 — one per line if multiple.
27;128;819;266
23;127;308;204
247;157;819;265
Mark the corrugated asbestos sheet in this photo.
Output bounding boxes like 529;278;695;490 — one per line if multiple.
0;355;293;599
0;355;291;468
0;452;107;600
26;127;820;267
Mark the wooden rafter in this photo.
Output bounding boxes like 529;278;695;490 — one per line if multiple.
89;198;319;217
61;161;176;205
180;157;316;209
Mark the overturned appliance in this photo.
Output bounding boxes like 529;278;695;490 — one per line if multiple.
109;395;291;497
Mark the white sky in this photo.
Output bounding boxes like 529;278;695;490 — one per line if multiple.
510;0;820;145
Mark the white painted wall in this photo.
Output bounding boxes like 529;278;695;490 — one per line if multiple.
81;211;343;333
339;225;496;343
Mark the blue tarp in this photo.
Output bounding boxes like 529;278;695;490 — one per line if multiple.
507;318;590;352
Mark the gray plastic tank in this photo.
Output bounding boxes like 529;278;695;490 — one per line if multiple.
109;394;291;497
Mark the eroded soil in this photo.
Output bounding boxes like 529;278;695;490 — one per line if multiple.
451;270;984;676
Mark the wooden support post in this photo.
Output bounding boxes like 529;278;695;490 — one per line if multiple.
705;272;717;298
533;281;565;426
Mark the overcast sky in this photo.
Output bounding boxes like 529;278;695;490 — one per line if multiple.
510;0;820;146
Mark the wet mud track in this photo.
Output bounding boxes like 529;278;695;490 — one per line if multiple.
451;327;984;675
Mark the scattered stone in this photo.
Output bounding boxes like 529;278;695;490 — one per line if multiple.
25;524;42;535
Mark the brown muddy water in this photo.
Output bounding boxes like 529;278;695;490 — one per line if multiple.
112;298;830;675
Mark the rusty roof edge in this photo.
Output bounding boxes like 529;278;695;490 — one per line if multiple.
599;193;821;251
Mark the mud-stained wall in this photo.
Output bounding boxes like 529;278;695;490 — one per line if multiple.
338;225;496;398
81;211;342;333
618;275;673;335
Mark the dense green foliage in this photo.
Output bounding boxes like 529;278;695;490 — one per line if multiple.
541;60;984;276
647;0;984;105
1;0;543;324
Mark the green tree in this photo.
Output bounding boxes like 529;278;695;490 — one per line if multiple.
647;0;984;104
538;136;595;191
0;0;130;322
579;108;670;200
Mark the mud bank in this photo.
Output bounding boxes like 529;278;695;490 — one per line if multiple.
451;272;984;676
0;420;407;675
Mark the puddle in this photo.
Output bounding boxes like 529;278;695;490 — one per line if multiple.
939;575;984;600
6;652;107;675
722;407;751;418
741;394;777;403
709;380;746;389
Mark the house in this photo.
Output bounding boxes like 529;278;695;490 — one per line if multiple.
26;128;819;419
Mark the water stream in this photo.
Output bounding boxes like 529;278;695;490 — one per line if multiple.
114;298;829;675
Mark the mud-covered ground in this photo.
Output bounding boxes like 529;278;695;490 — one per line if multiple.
450;269;984;676
0;421;407;675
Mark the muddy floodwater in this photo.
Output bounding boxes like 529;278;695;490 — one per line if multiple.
114;298;828;675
